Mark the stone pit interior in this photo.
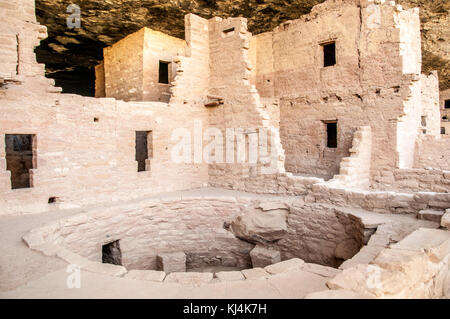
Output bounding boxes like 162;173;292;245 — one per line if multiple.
0;0;449;299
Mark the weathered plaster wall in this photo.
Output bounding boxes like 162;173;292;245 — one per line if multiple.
142;29;186;102
103;29;145;101
419;72;441;137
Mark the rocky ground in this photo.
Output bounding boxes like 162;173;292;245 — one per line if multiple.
34;0;449;95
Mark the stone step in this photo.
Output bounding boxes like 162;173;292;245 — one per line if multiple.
417;209;444;223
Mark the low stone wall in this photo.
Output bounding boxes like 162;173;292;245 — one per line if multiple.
211;172;450;215
372;168;450;193
415;135;450;171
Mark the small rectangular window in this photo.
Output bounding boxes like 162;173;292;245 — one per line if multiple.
445;100;450;109
421;116;427;127
326;122;337;148
322;42;336;67
441;127;446;135
223;27;235;34
159;61;170;84
136;131;152;172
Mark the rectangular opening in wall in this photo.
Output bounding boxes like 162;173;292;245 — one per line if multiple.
223;27;235;35
322;42;336;67
102;240;122;265
441;127;446;135
325;121;337;148
421;116;427;127
445;100;450;109
159;61;170;84
5;134;35;189
135;131;152;172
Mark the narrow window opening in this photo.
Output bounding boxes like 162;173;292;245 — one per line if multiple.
421;116;427;127
441;127;445;135
326;122;337;148
223;27;235;34
102;240;122;265
445;100;450;109
136;131;153;172
158;61;170;84
322;42;336;67
5;134;35;189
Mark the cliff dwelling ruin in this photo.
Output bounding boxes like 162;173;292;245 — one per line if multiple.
0;0;449;300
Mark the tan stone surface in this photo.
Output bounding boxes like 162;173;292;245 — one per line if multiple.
264;258;305;274
215;271;245;282
164;272;213;285
125;270;166;282
241;268;270;280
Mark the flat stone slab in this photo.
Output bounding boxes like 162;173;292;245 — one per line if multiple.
124;270;166;282
164;272;213;285
83;261;128;277
302;263;341;278
264;258;305;274
215;271;245;282
304;289;374;299
241;268;270;280
339;245;385;270
390;228;450;262
417;210;444;223
267;269;329;299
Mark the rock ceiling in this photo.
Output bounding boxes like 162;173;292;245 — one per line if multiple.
35;0;449;95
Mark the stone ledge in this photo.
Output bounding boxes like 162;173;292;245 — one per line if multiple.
124;270;166;282
164;272;213;285
264;258;305;274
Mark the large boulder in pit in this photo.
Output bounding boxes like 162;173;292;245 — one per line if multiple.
230;205;289;244
250;245;281;268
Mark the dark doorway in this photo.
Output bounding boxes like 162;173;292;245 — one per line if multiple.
5;134;35;189
159;61;170;84
326;122;337;148
445;100;450;109
323;42;336;67
102;240;122;265
135;131;152;172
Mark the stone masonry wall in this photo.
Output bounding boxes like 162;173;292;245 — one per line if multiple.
207;16;286;188
0;0;211;215
142;29;186;102
103;29;145;101
249;0;424;181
